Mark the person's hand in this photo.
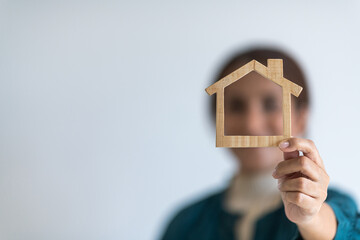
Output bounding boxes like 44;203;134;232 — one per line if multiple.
272;138;330;225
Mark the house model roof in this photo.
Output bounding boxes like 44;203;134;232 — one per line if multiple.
205;59;303;97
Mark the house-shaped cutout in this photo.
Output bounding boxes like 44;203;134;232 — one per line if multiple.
205;59;303;147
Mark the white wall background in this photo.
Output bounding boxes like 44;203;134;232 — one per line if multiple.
1;1;360;239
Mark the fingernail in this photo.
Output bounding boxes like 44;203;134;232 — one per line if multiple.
272;169;277;177
279;141;289;149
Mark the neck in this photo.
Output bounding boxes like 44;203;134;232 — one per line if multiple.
225;167;281;213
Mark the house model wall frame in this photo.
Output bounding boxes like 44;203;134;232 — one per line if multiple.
205;59;303;148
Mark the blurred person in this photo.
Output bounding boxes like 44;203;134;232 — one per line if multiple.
160;47;360;240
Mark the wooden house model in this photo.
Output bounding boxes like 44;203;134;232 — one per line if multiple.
205;59;303;147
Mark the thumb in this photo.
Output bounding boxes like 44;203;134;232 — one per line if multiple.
279;139;299;160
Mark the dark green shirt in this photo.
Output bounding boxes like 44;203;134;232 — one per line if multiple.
160;186;360;240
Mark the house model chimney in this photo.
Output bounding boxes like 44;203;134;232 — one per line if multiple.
267;59;283;80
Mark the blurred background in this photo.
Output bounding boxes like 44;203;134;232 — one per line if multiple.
1;1;360;239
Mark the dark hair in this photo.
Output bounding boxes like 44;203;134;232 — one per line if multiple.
210;47;310;119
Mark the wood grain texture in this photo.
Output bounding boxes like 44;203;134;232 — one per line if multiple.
206;59;303;148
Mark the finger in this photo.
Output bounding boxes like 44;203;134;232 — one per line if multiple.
283;191;317;210
273;156;321;182
278;177;321;198
278;138;324;169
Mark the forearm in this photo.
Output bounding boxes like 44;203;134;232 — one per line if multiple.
297;202;337;240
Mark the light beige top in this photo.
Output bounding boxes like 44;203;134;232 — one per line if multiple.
225;169;283;240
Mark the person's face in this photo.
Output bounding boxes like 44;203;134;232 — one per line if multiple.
224;71;308;174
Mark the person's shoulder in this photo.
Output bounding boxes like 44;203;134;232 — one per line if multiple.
327;185;358;209
165;188;225;227
326;186;360;239
326;185;359;219
159;188;225;240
